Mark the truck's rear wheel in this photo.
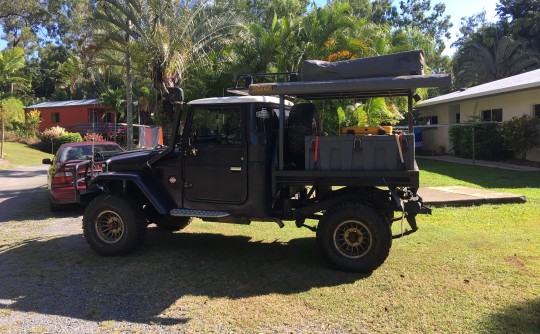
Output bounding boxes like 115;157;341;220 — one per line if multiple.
83;194;147;255
316;202;391;273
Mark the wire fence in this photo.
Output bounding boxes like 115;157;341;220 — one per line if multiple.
395;122;506;166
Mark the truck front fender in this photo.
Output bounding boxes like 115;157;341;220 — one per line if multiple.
88;172;175;215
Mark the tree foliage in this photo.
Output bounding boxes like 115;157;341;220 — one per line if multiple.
501;115;540;161
453;1;540;88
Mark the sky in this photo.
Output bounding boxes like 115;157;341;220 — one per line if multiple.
0;0;500;55
416;0;499;55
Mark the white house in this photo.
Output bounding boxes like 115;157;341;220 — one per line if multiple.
415;69;540;162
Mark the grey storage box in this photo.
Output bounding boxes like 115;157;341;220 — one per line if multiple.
305;134;415;171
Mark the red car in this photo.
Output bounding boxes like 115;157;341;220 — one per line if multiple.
42;141;123;211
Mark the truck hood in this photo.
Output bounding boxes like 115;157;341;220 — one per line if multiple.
107;149;164;172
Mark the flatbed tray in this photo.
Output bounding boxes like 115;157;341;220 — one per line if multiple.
273;169;420;188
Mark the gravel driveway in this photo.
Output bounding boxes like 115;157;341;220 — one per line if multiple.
0;165;177;333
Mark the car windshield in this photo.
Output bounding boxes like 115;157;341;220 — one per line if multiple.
58;144;122;162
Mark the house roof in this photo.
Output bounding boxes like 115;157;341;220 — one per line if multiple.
25;99;102;109
416;69;540;108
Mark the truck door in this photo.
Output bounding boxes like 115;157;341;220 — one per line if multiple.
183;105;247;204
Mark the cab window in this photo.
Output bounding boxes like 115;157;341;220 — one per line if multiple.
190;107;242;145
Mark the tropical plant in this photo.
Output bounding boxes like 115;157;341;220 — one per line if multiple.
454;35;540;88
501;115;540;161
84;132;104;142
57;55;86;99
0;47;26;159
89;0;244;147
25;108;41;137
100;87;126;121
39;126;67;153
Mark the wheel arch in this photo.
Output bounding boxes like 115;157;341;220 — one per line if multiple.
296;186;394;218
89;173;175;215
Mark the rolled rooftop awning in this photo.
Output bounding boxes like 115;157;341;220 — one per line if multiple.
248;74;452;100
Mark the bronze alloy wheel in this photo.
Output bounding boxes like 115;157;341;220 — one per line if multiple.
333;220;373;259
95;210;125;244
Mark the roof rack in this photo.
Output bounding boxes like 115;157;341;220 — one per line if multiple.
227;72;298;96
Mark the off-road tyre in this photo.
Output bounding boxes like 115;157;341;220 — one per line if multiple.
287;103;321;168
83;194;147;256
316;202;391;273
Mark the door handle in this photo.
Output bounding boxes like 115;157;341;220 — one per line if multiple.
230;166;242;172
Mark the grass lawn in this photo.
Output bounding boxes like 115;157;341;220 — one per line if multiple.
0;160;538;333
0;141;49;168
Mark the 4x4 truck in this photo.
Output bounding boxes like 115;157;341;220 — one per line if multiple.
81;51;451;273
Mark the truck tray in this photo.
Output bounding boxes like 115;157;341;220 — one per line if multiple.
305;134;415;171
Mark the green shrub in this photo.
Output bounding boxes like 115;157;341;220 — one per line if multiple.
449;123;510;161
38;127;81;153
57;132;83;146
501;115;540;161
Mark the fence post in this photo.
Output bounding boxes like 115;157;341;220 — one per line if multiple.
432;128;435;160
472;124;475;166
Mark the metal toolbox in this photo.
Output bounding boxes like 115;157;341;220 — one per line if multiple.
305;134;415;171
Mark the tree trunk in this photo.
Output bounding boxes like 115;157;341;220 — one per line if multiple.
161;99;175;146
1;117;4;159
126;54;134;151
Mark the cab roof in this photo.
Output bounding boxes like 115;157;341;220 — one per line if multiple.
188;95;294;106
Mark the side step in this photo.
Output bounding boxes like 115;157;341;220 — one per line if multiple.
170;209;230;218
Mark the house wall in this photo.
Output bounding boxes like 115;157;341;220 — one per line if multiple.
29;105;115;132
417;87;540;162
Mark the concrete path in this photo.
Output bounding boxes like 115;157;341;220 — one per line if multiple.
0;165;49;222
418;186;526;207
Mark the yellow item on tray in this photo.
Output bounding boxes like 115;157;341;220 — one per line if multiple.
340;126;393;135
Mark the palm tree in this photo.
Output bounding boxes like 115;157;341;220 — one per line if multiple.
0;47;26;159
57;55;86;99
90;0;244;145
454;36;540;87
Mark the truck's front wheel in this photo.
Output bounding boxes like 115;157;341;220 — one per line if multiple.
316;202;391;273
83;194;147;255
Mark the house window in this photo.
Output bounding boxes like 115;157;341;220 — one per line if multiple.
418;115;438;126
51;112;60;123
449;104;460;123
89;110;98;123
533;104;540;118
104;112;113;123
481;108;502;122
455;113;460;123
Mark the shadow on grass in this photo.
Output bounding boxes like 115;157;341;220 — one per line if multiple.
480;298;540;334
418;160;540;189
0;228;366;325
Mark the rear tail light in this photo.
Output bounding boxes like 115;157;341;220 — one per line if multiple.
51;171;74;187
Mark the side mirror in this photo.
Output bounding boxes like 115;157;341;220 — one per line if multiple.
42;158;52;165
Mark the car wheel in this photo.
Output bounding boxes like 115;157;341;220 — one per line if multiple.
316;202;391;273
83;194;147;255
